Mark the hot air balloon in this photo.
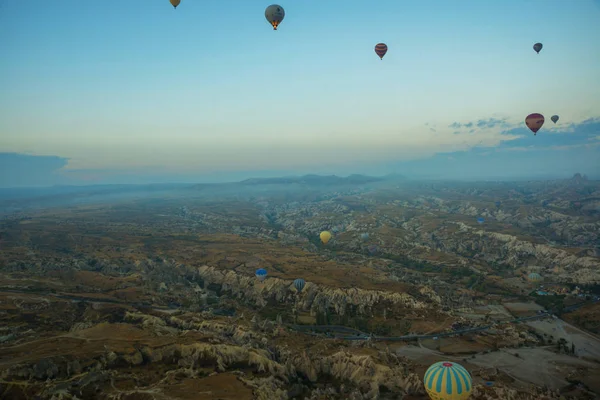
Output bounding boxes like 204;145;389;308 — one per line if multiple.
368;245;378;254
477;217;485;225
528;272;542;282
374;43;388;60
170;0;180;8
551;115;559;124
265;5;285;30
320;231;332;244
525;113;545;135
293;278;305;293
255;268;267;282
495;201;501;208
533;42;543;54
424;361;472;400
360;233;369;241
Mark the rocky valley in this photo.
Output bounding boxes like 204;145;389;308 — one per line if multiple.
0;174;599;399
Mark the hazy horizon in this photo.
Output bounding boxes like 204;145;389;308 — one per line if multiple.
1;0;599;187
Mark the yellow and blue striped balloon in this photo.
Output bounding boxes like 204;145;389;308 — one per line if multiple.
424;361;472;400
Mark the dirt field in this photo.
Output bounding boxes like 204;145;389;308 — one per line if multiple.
458;305;514;322
468;347;600;391
563;302;600;334
526;318;600;362
503;302;545;317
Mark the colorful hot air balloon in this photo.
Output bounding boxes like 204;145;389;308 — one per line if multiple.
320;231;332;244
528;272;542;282
525;113;545;135
170;0;180;8
533;42;543;54
477;217;485;224
265;5;285;30
424;361;472;400
255;268;267;282
551;115;559;124
293;278;305;293
374;43;388;60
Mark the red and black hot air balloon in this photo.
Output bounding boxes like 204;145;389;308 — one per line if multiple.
525;113;545;135
374;43;388;60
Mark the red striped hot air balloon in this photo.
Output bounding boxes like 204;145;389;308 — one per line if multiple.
525;113;545;135
374;43;388;60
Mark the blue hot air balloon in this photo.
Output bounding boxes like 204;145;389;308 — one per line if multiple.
477;217;485;224
495;201;501;208
255;268;267;282
424;361;472;400
293;278;305;293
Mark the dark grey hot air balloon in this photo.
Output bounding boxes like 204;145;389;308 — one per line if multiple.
533;42;543;54
551;115;559;124
293;278;305;293
265;5;285;30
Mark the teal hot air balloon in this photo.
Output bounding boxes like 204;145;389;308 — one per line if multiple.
528;272;542;282
255;268;267;282
424;361;472;400
360;233;369;241
293;278;305;293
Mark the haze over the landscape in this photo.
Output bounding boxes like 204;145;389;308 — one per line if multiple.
1;0;599;187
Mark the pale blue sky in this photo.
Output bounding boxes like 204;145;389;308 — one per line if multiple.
0;0;599;186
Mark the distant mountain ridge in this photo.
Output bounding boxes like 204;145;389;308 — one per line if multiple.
239;174;399;185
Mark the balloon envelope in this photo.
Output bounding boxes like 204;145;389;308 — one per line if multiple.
528;272;542;282
170;0;180;8
525;113;545;135
255;268;267;282
424;361;472;400
265;5;285;30
360;233;369;241
368;245;378;254
320;231;332;244
477;217;485;224
551;115;559;124
374;43;388;59
533;42;543;53
293;278;305;293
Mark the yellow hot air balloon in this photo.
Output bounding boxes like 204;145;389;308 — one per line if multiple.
320;231;332;244
424;361;472;400
170;0;181;9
